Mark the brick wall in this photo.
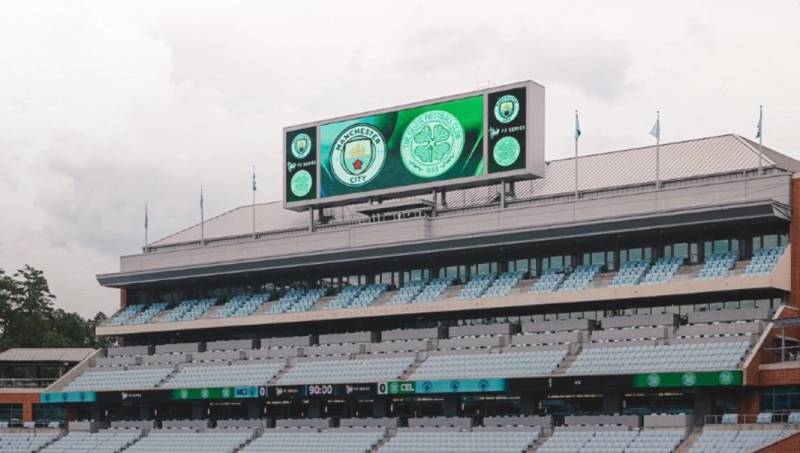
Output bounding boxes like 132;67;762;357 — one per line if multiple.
790;177;800;307
0;392;40;422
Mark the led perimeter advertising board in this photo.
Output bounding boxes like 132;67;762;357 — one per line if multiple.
284;80;544;210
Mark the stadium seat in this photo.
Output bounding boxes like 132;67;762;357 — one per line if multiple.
243;429;385;453
0;432;59;453
744;246;785;276
63;367;172;391
609;260;650;287
567;340;750;375
122;429;255;453
696;252;738;280
378;428;539;453
411;349;566;380
42;429;142;453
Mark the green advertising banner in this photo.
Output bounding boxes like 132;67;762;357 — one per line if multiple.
633;370;742;389
319;95;485;198
40;391;97;404
379;378;507;395
171;386;265;401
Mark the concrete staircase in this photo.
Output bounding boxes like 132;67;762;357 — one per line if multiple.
552;351;579;375
268;359;294;385
399;355;425;380
676;426;703;453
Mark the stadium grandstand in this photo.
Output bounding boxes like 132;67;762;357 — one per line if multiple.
6;82;800;452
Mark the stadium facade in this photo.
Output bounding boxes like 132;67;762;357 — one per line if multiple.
6;82;800;451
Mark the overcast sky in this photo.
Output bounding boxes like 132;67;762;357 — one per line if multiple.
1;0;799;317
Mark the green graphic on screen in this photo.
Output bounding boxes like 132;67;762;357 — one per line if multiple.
320;95;484;198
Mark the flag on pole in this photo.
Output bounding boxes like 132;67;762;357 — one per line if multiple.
756;105;763;139
574;111;581;140
144;203;148;229
200;186;204;210
650;113;661;140
252;166;257;192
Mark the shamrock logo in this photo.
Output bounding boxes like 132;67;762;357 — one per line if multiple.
413;123;452;163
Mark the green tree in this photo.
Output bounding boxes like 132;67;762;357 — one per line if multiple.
0;266;107;350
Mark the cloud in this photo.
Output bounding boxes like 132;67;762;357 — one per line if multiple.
0;0;799;318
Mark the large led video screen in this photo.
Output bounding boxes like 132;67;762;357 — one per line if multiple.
283;81;544;210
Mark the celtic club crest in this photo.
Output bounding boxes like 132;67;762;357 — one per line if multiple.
682;372;697;387
719;371;734;385
330;123;386;187
400;110;464;178
494;94;520;124
646;373;661;387
493;136;521;167
290;170;313;197
291;133;312;159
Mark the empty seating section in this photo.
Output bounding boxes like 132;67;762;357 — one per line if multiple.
64;367;172;391
640;256;684;285
329;283;389;309
105;251;775;328
123;430;254;453
379;429;539;453
559;264;601;291
744;246;785;275
689;429;788;452
530;268;566;293
388;280;427;304
539;429;685;453
0;432;58;452
108;304;145;326
411;349;566;380
609;260;650;287
626;430;686;453
350;283;388;308
567;341;750;375
214;293;270;318
413;277;453;303
162;361;284;388
128;303;168;325
483;271;525;298
269;288;326;314
697;252;737;280
162;298;216;322
327;285;363;309
278;355;414;385
42;430;141;453
459;273;496;299
243;429;385;453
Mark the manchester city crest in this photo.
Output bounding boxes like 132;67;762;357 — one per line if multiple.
330;123;386;187
291;133;313;160
400;110;464;178
494;94;520;124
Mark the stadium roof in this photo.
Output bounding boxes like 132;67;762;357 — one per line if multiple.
151;134;798;247
0;348;95;363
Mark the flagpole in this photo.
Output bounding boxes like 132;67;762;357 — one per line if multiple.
200;185;205;245
655;110;661;188
574;110;579;199
758;105;763;175
252;165;257;239
144;203;149;249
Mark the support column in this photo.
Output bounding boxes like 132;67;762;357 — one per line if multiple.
373;397;387;418
520;392;537;415
790;177;800;306
308;399;321;418
443;395;458;417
